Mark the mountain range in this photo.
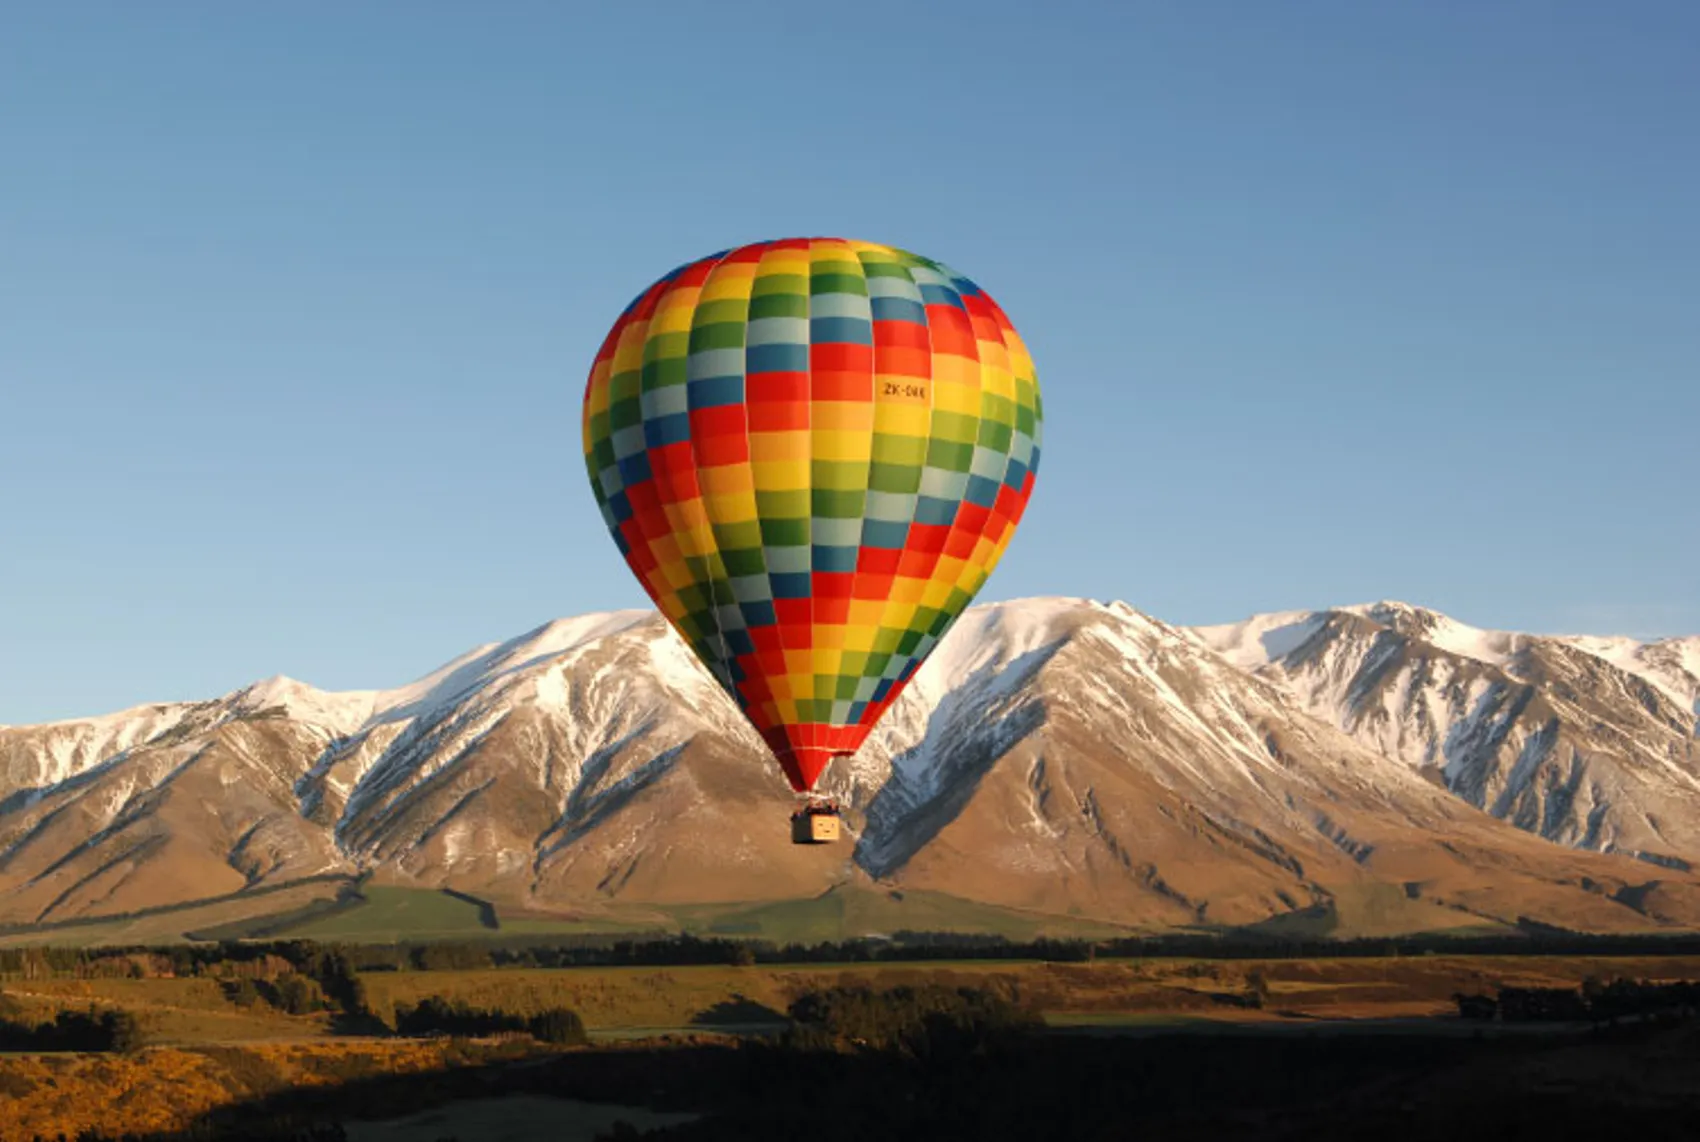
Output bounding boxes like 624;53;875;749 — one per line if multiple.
1;598;1697;940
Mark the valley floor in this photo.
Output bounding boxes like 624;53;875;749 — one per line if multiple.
4;955;1700;1139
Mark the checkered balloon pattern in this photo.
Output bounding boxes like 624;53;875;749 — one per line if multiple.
582;238;1043;792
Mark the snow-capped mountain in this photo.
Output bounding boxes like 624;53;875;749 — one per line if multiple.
1188;602;1700;867
2;598;1698;934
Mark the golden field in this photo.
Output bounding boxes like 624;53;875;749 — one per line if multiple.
0;1040;455;1142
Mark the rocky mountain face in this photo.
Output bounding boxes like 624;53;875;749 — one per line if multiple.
2;598;1697;935
1189;602;1700;870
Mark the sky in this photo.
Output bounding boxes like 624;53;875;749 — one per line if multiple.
2;0;1696;723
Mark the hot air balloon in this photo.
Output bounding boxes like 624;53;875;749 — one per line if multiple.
581;238;1043;842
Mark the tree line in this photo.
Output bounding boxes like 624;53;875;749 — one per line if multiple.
0;1002;141;1052
12;926;1700;983
780;983;1038;1057
1454;978;1700;1023
392;995;588;1045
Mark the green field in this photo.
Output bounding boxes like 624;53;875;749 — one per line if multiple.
661;885;1135;944
0;878;353;949
72;880;1138;948
189;884;522;944
0;877;1530;951
260;886;497;942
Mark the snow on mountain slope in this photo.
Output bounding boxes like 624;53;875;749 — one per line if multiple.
1196;601;1698;717
1186;602;1700;867
1187;609;1330;673
0;701;201;794
1562;635;1700;717
856;599;1700;932
296;610;672;829
0;609;679;923
2;597;1698;933
231;609;659;738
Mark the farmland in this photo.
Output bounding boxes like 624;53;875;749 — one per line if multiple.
9;950;1700;1040
2;944;1700;1139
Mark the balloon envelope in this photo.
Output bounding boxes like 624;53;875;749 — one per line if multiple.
582;238;1043;792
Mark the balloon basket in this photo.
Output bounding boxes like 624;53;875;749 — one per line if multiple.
790;799;841;845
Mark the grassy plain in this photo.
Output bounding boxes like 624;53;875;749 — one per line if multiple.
198;882;1136;946
0;880;351;949
0;877;1531;952
658;885;1135;943
4;880;1139;948
7;877;1536;952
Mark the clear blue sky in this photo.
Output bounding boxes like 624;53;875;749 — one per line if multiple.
2;1;1696;723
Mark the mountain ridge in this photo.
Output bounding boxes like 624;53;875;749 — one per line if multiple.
2;596;1698;938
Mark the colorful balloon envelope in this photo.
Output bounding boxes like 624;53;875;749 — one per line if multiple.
581;238;1043;793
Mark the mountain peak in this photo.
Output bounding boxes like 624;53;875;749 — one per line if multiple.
230;673;378;736
1336;601;1518;667
1349;598;1424;615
